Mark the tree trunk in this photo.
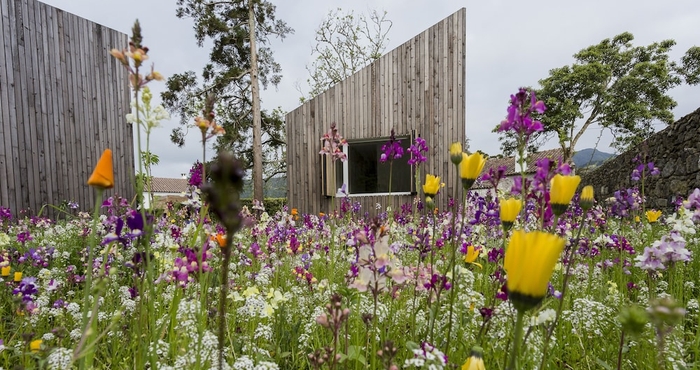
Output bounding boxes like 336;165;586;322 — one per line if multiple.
248;0;264;203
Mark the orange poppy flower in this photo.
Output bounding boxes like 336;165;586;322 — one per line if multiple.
213;233;227;248
87;149;114;189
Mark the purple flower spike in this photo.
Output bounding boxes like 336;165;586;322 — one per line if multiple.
498;88;546;139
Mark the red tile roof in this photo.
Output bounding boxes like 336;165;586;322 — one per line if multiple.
149;177;189;193
473;148;566;189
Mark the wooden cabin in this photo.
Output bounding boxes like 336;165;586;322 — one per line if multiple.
0;0;133;217
285;8;466;216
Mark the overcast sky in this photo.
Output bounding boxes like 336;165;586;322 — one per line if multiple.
40;0;700;178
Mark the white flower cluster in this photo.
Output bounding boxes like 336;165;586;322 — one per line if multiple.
47;347;73;370
175;299;202;332
254;324;273;341
403;342;447;370
173;330;228;369
298;305;326;350
232;356;279;370
562;297;615;338
149;340;170;359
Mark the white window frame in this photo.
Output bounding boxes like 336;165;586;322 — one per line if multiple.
335;137;413;197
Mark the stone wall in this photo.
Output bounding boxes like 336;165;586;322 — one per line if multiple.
581;108;700;211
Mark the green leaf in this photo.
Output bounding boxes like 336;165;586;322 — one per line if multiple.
595;358;613;370
346;345;367;365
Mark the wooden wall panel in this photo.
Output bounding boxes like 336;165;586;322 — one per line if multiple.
286;8;466;215
0;0;133;217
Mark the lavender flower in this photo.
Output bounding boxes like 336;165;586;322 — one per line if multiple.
635;230;691;271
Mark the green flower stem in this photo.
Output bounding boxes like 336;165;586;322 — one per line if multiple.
77;187;103;370
507;309;526;370
445;190;467;355
616;330;625;370
540;211;587;369
218;236;233;370
388;160;393;222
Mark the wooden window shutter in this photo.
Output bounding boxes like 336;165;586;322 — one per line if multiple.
321;155;336;197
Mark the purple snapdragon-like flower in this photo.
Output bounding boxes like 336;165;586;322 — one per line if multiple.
407;136;429;166
17;231;32;244
610;188;642;218
380;128;403;163
13;277;39;302
630;155;660;182
102;210;146;246
635;230;691;271
683;188;700;222
480;165;508;193
498;88;546;138
188;161;204;187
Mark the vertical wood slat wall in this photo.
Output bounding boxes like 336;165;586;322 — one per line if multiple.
0;0;133;217
286;8;466;216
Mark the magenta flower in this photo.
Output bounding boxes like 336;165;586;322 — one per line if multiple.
380;128;403;163
407;136;429;166
498;88;545;138
188;161;204;187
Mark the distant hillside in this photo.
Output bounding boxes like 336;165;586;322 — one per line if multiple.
573;149;615;168
241;176;287;199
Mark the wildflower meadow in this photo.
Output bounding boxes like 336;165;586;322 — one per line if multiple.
2;22;700;370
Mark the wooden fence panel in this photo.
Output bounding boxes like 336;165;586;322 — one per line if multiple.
286;8;466;216
0;0;133;217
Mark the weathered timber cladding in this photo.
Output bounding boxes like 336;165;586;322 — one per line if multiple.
286;9;466;215
0;0;133;217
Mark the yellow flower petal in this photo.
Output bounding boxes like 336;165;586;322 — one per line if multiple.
505;230;565;310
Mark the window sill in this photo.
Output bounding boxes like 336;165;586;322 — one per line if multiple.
334;192;413;198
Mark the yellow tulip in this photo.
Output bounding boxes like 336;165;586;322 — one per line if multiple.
549;174;581;216
1;266;10;277
30;339;42;352
499;198;522;230
450;142;463;165
580;185;594;211
462;346;486;370
463;245;482;269
646;209;662;223
87;149;114;189
422;174;441;197
504;230;565;311
460;152;486;190
14;271;22;282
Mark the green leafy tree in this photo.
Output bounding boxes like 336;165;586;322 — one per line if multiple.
163;0;293;202
299;8;392;102
496;32;700;161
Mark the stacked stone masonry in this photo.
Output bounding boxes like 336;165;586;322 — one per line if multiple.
581;107;700;211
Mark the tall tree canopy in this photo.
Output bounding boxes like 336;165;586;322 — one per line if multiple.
496;32;700;161
163;0;293;199
299;8;392;102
